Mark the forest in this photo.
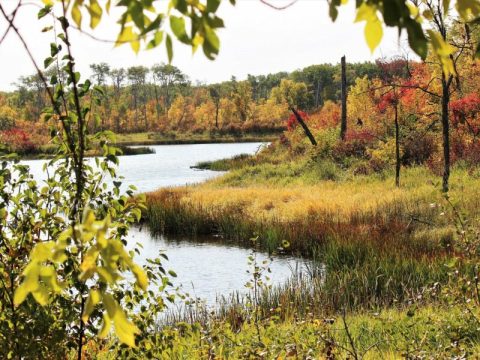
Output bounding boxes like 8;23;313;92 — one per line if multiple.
2;0;480;359
0;61;381;152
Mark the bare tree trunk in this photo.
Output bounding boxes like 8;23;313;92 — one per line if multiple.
441;74;452;193
290;107;317;146
340;55;347;140
394;102;400;187
315;79;321;108
215;102;219;128
154;85;161;122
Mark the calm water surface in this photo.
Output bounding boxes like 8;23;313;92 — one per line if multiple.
23;142;308;304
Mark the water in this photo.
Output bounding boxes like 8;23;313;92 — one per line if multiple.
22;142;266;193
21;142;309;304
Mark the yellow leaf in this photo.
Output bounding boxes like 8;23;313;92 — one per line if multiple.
96;266;116;284
112;308;140;347
423;9;433;20
40;265;63;292
456;0;480;20
365;16;383;53
72;2;83;28
132;264;148;291
14;283;30;306
32;286;50;305
102;292;140;347
130;40;140;54
82;289;101;323
427;30;456;76
98;312;111;338
115;27;136;48
87;0;102;29
31;242;55;262
354;3;383;53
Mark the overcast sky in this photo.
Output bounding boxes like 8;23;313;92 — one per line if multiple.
0;0;409;91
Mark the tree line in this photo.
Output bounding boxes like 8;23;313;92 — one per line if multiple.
1;61;381;135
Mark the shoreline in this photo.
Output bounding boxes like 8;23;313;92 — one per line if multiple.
116;136;275;146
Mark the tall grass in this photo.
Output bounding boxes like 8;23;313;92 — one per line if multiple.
145;173;459;256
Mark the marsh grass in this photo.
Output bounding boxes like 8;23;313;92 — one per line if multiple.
144;164;480;320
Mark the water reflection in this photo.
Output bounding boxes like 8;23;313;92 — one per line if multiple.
130;226;309;305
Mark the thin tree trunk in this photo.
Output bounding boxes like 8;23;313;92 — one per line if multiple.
290;107;317;146
215;101;219;128
154;84;161;122
315;79;321;108
394;102;400;187
340;55;347;140
441;74;452;193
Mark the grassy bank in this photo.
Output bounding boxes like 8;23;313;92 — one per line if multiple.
141;136;480;356
85;304;480;359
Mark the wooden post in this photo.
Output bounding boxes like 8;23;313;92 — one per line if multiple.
340;55;347;140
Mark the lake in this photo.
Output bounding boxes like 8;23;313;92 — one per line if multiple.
22;142;309;304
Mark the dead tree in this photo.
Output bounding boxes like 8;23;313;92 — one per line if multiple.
289;107;317;146
340;55;348;140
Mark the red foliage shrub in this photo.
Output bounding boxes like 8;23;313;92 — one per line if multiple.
309;102;340;129
0;128;36;154
286;110;309;131
451;93;480;136
332;129;377;162
451;136;480;166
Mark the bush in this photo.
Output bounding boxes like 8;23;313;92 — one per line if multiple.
331;129;377;164
402;133;437;166
0;128;36;154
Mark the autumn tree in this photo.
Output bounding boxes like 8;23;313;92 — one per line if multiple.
209;85;221;128
127;66;149;130
272;79;316;145
110;68;126;132
151;63;186;122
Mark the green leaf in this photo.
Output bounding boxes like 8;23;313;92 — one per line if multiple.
50;43;59;57
170;16;190;44
207;0;221;13
44;57;54;69
476;41;480;58
329;0;341;21
443;0;451;14
166;34;173;63
147;31;164;49
203;25;220;59
406;19;428;59
38;5;52;19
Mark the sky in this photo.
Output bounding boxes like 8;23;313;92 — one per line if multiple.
0;0;410;91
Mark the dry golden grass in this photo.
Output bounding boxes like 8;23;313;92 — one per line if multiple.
150;166;479;223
